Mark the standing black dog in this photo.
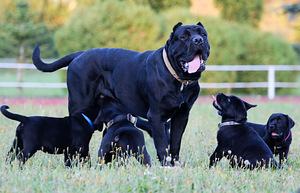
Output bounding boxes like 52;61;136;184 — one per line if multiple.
1;105;99;167
210;93;278;169
32;22;210;165
95;99;151;166
246;114;295;164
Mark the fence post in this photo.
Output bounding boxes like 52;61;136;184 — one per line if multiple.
268;66;275;99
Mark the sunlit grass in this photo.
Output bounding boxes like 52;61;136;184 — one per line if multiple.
0;99;299;192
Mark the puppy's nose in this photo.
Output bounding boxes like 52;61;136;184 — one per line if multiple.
269;125;275;130
192;36;203;45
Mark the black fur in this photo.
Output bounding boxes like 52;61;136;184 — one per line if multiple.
32;22;210;165
210;93;278;169
246;113;295;164
95;99;151;166
1;105;99;167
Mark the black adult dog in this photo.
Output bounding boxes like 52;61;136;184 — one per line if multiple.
1;105;99;167
210;93;278;169
246;114;295;164
32;22;210;165
95;99;151;166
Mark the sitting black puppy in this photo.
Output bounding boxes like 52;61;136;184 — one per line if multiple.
209;93;278;169
1;105;99;167
95;99;151;166
246;113;295;164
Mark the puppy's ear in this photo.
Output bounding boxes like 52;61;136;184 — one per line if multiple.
285;114;295;129
197;22;204;27
173;22;183;32
235;106;247;122
243;101;257;110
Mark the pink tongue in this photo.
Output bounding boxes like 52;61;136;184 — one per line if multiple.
188;55;200;73
272;132;278;136
212;95;217;103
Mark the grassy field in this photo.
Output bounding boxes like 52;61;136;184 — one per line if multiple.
0;98;299;192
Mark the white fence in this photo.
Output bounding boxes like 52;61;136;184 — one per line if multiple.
1;63;300;99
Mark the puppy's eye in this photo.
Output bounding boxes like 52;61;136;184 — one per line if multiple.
202;33;207;37
227;98;231;102
180;34;188;40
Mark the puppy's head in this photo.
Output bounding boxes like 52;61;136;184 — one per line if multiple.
267;113;295;140
212;93;256;123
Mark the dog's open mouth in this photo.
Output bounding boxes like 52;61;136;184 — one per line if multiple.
180;55;205;74
271;132;283;138
212;95;222;111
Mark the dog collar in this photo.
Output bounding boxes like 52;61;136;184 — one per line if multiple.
106;113;137;129
81;113;94;131
283;131;291;142
162;48;194;86
218;121;241;128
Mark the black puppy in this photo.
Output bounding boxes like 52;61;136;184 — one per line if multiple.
246;114;295;164
1;105;99;167
210;93;278;169
95;100;151;166
32;22;210;165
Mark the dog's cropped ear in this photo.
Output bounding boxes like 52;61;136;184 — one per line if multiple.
235;105;247;122
235;101;255;122
173;22;183;32
197;22;204;27
243;101;257;110
285;114;295;129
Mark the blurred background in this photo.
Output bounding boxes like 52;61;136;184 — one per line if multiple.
0;0;299;98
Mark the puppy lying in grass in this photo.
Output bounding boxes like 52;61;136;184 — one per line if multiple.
210;93;279;169
1;105;99;167
246;113;295;164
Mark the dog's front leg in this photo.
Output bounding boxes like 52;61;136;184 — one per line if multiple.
148;112;169;165
209;146;224;167
169;104;190;166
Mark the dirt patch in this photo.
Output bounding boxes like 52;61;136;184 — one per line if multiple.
0;98;68;106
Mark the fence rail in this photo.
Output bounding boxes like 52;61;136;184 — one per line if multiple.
1;63;300;99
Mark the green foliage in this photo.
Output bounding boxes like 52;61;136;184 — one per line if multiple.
213;0;263;27
0;0;57;60
160;8;299;95
54;3;298;96
54;0;164;55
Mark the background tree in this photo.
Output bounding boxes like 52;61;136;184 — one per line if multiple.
0;0;56;90
213;0;263;27
282;3;300;55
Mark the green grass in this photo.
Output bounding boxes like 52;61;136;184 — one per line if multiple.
0;99;299;192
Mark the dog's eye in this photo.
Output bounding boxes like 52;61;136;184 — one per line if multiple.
180;35;188;40
202;33;207;37
227;98;231;102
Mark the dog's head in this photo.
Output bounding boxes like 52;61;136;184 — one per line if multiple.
267;113;295;140
166;22;210;78
212;93;256;123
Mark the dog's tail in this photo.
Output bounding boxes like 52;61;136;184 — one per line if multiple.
1;105;28;123
32;46;84;72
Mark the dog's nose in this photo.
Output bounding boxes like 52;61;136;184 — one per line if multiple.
192;36;203;45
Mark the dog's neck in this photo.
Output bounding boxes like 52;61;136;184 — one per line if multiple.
106;113;137;129
218;121;241;128
162;48;194;87
283;131;291;142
